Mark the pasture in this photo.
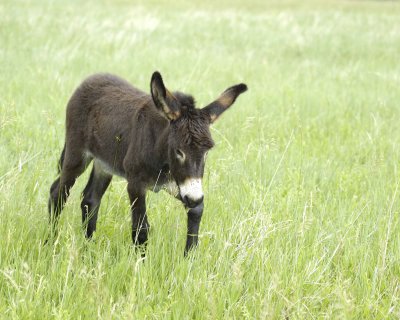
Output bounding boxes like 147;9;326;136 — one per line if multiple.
1;0;400;318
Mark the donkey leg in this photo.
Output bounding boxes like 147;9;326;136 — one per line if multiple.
127;181;149;247
184;202;204;256
81;161;112;238
48;148;90;230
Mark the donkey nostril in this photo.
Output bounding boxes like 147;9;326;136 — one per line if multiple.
183;195;189;205
184;195;204;208
198;196;204;204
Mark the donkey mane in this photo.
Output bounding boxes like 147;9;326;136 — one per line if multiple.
172;91;196;109
171;106;215;149
165;90;214;149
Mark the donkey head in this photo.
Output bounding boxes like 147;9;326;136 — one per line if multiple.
150;71;247;208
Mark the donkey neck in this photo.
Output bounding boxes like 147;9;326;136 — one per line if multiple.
153;123;171;173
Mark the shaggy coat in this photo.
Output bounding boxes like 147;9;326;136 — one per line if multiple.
48;72;247;255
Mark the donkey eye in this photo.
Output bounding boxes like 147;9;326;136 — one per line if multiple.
176;149;185;161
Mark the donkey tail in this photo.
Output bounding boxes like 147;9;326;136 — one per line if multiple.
57;144;66;174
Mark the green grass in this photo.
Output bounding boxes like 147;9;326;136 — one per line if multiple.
1;0;400;318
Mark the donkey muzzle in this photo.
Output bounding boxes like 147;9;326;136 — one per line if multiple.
183;195;204;209
179;178;204;208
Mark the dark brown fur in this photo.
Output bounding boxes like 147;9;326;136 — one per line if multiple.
48;72;247;255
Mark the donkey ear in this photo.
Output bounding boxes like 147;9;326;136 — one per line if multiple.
202;83;248;123
150;71;181;121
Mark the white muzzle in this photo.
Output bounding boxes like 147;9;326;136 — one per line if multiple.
179;178;203;202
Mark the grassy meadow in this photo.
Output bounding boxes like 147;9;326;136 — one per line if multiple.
1;0;400;318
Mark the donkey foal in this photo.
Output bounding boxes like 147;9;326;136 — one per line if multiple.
48;72;247;255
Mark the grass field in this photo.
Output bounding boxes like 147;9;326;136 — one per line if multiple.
1;0;400;318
